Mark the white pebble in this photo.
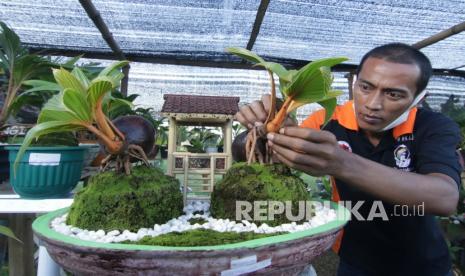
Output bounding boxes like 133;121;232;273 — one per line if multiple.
127;233;138;241
96;230;105;238
71;227;81;234
107;230;120;236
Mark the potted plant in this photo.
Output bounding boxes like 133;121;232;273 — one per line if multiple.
15;58;182;222
0;21;88;183
203;129;221;153
185;127;220;153
212;48;347;232
6;132;86;198
0;22;53;182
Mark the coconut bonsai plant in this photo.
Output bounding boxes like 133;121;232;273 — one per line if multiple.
14;61;153;174
29;51;350;275
15;60;183;231
211;47;348;226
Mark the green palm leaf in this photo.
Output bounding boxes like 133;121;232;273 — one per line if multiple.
87;77;114;112
0;21;22;71
279;69;298;97
317;95;338;126
287;57;348;98
62;88;92;122
53;67;86;94
62;55;83;68
226;47;265;64
71;67;90;90
0;225;22;243
22;79;61;93
255;61;290;80
97;60;129;88
290;66;341;103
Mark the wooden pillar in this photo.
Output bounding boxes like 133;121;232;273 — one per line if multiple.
224;119;233;169
183;156;188;205
347;72;355;100
121;65;130;97
210;155;215;191
167;117;177;176
8;213;36;276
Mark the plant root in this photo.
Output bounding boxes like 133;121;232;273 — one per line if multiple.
246;125;270;165
100;143;151;175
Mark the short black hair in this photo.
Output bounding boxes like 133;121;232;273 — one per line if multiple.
356;43;432;95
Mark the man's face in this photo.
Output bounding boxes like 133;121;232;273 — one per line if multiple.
353;57;420;133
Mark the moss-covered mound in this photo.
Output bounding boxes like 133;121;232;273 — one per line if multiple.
67;166;183;232
211;163;310;226
124;229;279;246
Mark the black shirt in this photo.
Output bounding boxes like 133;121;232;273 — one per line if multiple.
301;100;462;276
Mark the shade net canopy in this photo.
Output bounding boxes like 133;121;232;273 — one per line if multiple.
1;0;465;120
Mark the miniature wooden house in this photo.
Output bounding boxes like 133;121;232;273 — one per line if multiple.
161;94;239;203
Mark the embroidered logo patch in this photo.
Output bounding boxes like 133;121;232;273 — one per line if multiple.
338;141;352;152
394;144;411;168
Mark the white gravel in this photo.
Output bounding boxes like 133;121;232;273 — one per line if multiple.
51;201;337;243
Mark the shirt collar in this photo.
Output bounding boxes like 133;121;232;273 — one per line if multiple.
337;100;417;138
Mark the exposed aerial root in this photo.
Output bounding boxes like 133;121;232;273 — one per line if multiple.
100;143;151;175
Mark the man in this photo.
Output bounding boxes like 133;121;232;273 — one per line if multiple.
235;43;461;276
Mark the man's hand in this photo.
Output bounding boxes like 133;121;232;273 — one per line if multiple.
235;94;296;129
267;126;349;177
268;128;459;216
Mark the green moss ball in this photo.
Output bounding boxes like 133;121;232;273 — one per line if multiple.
210;163;310;226
66;166;183;232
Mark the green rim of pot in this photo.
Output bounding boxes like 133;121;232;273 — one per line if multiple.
5;146;87;151
32;202;350;251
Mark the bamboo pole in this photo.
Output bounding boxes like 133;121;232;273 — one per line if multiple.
412;21;465;49
79;0;129;95
246;0;271;51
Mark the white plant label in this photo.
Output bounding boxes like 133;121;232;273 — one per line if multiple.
221;255;271;276
28;153;61;166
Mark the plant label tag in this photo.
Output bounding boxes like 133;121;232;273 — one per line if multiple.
28;153;61;166
221;255;271;276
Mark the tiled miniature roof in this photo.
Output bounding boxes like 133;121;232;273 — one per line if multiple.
161;94;239;115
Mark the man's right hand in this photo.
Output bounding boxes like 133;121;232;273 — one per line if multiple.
234;94;296;129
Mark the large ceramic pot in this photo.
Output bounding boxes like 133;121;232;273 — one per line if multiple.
33;204;350;275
